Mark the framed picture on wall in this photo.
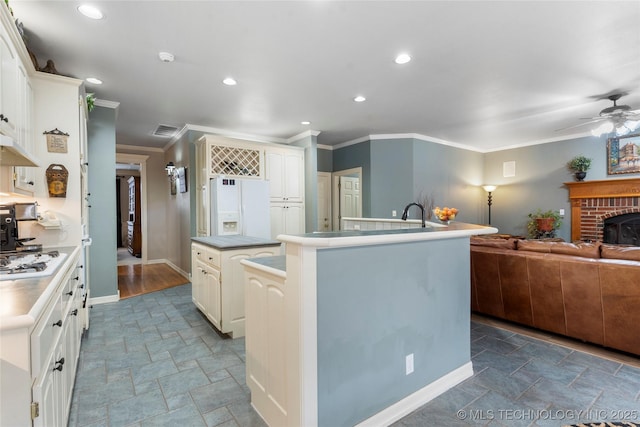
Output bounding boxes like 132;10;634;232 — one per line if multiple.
607;133;640;175
178;167;187;193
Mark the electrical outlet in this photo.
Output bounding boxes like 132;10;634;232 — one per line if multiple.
559;209;565;217
405;354;414;375
392;210;397;217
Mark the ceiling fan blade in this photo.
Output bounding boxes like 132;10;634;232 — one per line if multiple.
555;119;605;132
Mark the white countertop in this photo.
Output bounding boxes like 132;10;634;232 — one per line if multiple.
192;235;281;250
0;246;80;331
278;222;498;248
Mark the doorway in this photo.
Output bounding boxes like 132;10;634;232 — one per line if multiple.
115;153;149;266
332;167;362;230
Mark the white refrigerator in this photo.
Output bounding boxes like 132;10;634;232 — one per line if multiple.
210;177;271;239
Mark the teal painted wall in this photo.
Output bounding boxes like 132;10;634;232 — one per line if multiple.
333;141;372;216
327;133;640;239
369;139;414;217
482;134;630;240
316;237;471;426
317;148;333;172
87;106;118;298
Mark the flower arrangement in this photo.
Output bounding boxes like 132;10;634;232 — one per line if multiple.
433;206;458;222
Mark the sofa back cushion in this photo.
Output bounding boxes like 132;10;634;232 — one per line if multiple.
550;242;600;258
517;240;600;258
600;244;640;261
470;236;517;250
517;240;552;253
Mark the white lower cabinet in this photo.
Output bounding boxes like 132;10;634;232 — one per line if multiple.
270;203;305;238
0;249;84;427
243;260;288;427
191;242;280;338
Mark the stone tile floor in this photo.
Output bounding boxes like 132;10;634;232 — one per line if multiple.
68;284;640;426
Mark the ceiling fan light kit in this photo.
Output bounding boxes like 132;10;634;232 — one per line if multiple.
588;94;640;137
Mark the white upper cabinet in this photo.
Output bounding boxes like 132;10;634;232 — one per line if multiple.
0;23;18;139
265;147;304;203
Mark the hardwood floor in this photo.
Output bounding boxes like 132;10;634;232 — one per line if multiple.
117;263;190;299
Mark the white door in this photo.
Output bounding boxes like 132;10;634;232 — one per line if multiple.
340;176;361;219
317;172;331;232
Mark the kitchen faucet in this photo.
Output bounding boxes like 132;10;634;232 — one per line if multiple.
401;203;426;227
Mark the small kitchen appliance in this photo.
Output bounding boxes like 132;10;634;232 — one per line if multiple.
1;202;40;252
210;177;271;239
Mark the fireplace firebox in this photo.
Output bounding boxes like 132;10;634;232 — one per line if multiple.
603;213;640;245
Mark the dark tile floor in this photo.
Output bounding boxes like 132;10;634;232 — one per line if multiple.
68;284;640;427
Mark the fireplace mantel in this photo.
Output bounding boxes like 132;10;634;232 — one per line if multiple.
565;178;640;241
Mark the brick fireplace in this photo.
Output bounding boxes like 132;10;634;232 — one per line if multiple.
565;178;640;242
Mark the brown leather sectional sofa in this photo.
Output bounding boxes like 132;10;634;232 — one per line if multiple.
470;237;640;356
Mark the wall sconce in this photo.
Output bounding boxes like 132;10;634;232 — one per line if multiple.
482;185;497;225
165;162;176;177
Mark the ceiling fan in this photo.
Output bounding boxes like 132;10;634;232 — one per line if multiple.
575;94;640;137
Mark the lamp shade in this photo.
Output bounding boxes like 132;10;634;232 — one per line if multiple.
482;185;497;192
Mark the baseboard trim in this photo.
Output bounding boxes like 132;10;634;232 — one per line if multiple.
147;258;189;280
355;362;474;427
89;290;120;305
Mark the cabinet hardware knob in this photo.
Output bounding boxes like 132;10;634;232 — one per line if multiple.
27;181;34;185
53;364;63;372
80;284;85;289
71;309;78;316
72;276;79;281
66;290;73;296
56;357;65;365
0;114;8;123
88;205;92;208
52;320;62;327
77;265;84;269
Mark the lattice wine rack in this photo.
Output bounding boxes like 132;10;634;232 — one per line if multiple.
209;145;261;177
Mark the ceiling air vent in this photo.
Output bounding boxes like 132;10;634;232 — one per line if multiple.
152;124;179;138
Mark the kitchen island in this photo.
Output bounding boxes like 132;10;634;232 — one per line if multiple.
191;235;281;338
241;222;497;427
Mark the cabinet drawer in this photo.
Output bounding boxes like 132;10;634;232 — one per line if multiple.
194;245;220;267
30;293;63;379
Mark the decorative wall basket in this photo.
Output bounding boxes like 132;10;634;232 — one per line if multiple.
46;164;68;198
44;128;70;153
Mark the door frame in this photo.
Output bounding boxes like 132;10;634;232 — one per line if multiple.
332;167;362;230
317;172;332;232
116;153;149;264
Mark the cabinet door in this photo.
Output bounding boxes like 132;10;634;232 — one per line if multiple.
284;204;305;234
283;151;304;202
270;204;286;239
265;150;286;201
203;264;221;330
0;27;18;138
265;149;304;203
196;142;209;236
32;353;58;427
14;64;35;193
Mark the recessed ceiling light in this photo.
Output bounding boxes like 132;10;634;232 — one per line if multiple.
158;52;175;63
223;77;237;86
77;5;103;20
395;53;411;64
86;77;102;85
354;96;366;103
301;121;311;125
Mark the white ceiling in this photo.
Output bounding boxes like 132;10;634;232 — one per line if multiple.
10;1;640;152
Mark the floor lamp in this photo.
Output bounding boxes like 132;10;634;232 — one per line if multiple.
482;185;497;225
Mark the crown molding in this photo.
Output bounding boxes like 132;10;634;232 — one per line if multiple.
185;124;286;144
286;130;321;144
116;144;164;153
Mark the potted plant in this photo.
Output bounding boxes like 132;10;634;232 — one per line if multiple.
567;155;592;181
527;209;562;238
